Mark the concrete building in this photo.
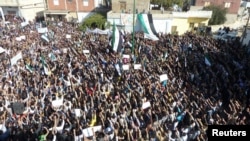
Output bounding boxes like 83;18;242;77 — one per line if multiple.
193;0;241;14
40;0;108;23
107;0;212;35
0;0;45;22
107;10;212;35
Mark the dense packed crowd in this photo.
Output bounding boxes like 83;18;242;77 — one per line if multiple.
0;16;249;141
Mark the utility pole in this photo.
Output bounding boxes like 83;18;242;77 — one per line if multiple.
132;0;136;54
241;8;250;47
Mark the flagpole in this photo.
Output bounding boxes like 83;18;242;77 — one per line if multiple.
132;0;135;54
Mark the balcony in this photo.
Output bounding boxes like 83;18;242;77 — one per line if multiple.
0;0;19;7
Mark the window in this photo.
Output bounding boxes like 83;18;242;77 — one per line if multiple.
189;23;194;28
204;2;210;7
225;2;231;8
171;26;177;34
7;11;16;15
120;2;126;12
53;0;59;5
83;0;89;6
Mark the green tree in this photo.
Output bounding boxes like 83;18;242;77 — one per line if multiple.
203;5;227;25
79;12;107;31
182;0;190;12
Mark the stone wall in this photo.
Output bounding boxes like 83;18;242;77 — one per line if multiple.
111;0;150;13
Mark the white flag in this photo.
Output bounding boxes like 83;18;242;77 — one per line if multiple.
144;33;159;41
0;47;6;53
11;52;22;65
44;66;51;76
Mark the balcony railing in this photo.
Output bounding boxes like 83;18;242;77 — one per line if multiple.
172;11;212;18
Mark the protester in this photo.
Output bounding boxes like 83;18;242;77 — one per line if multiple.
0;16;249;141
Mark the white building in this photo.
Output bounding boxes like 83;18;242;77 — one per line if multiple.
0;0;45;22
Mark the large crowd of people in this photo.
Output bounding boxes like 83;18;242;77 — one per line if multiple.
0;16;249;141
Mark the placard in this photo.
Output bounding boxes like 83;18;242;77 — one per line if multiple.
66;34;71;39
122;54;130;59
142;101;151;109
62;48;68;53
160;74;168;82
52;98;63;108
82;126;102;137
75;109;81;117
134;64;141;70
83;50;90;54
122;64;129;70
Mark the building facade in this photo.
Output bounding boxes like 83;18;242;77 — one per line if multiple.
0;0;45;22
107;10;212;35
193;0;241;14
111;0;150;13
107;0;212;35
43;0;99;23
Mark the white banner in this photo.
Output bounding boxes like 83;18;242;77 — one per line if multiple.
16;35;26;41
86;28;111;35
11;52;22;65
120;13;136;26
83;50;90;54
0;7;5;24
122;54;130;59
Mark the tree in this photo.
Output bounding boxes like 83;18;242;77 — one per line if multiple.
203;5;227;25
182;0;190;12
79;12;107;31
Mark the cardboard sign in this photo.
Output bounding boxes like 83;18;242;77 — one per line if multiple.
134;64;141;70
66;34;71;39
142;101;151;109
52;98;64;108
62;48;68;53
83;50;90;54
75;109;81;117
82;126;102;137
160;74;168;82
122;64;130;70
